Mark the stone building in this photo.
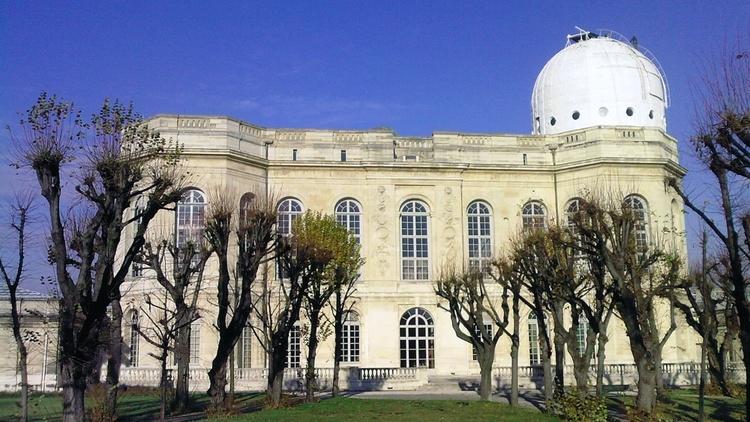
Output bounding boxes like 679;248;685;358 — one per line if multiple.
117;30;704;390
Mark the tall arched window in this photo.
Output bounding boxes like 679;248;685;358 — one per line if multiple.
237;324;252;368
335;199;362;243
239;192;256;224
624;195;649;251
528;313;541;365
467;201;492;273
400;200;430;280
522;201;547;230
566;198;585;257
127;310;140;367
176;189;206;247
277;198;303;236
342;311;360;363
576;319;588;357
399;308;435;368
190;320;201;365
286;323;301;368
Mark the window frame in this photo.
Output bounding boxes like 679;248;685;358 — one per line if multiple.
341;311;360;363
400;200;430;281
623;195;650;251
522;200;547;231
399;307;435;369
176;189;207;248
467;201;493;274
335;198;362;244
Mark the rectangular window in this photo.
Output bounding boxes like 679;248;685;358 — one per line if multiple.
472;324;493;360
237;325;252;368
131;263;143;277
292;149;298;161
523;153;528;165
342;322;360;363
340;149;347;162
190;321;201;365
285;325;301;368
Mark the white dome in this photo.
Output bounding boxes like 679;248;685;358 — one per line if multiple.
531;32;668;135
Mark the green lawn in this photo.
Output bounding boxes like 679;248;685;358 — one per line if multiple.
225;398;558;421
606;388;745;422
0;392;554;421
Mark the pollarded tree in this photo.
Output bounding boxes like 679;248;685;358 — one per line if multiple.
330;239;364;397
11;94;185;422
572;195;680;414
261;211;341;407
205;190;277;408
138;233;212;413
0;194;33;422
302;217;359;401
490;256;523;407
435;264;511;401
666;39;750;414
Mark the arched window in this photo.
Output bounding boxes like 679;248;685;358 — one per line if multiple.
522;201;547;230
400;200;430;280
566;198;585;257
237;323;252;368
286;323;301;368
528;313;541;365
127;310;140;367
467;201;492;273
399;308;435;368
131;197;146;277
190;320;201;365
277;198;303;237
239;192;256;224
576;319;588;357
342;311;360;363
176;189;206;247
335;199;362;243
624;195;649;251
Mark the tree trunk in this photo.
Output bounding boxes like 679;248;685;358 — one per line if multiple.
105;298;123;420
267;337;286;408
332;292;343;397
305;311;321;401
595;333;608;396
553;331;566;394
634;353;658;413
654;348;664;395
173;322;191;413
510;338;519;406
60;360;86;422
17;343;29;422
159;351;169;422
540;333;554;408
478;346;495;401
9;294;29;422
572;358;588;391
207;349;229;408
699;337;707;422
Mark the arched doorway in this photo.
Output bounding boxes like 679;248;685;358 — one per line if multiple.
399;307;435;368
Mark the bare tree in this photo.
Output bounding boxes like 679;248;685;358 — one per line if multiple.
0;194;33;421
435;264;511;401
330;243;364;397
205;190;277;409
138;233;212;412
11;94;185;421
133;291;199;421
302;215;357;401
259;211;339;407
666;38;750;415
572;195;680;414
490;257;523;406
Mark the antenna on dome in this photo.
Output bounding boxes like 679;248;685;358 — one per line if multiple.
567;26;598;45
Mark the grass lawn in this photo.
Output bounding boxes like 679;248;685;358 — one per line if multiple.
224;397;559;421
607;388;745;422
0;391;555;421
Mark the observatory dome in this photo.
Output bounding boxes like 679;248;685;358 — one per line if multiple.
531;31;668;135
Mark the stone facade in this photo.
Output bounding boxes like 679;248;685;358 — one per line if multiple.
116;114;700;389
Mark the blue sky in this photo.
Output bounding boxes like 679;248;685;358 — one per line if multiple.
1;1;748;288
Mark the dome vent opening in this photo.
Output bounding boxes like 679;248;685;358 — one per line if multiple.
649;110;654;119
550;117;557;126
626;107;634;116
572;111;580;120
